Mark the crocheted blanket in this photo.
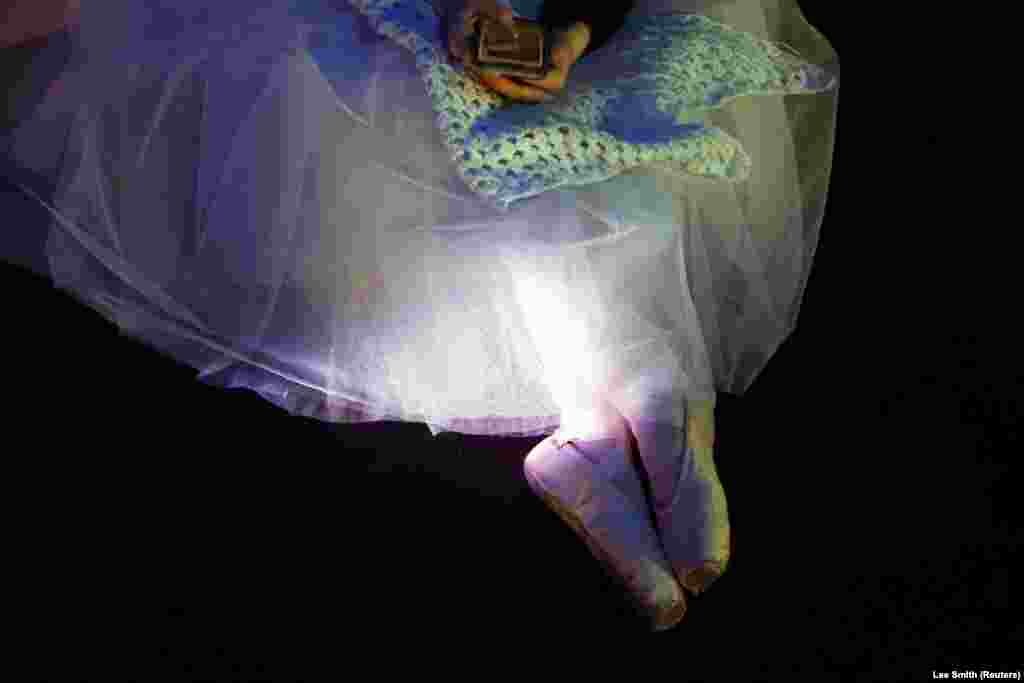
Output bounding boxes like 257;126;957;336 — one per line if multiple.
308;0;837;210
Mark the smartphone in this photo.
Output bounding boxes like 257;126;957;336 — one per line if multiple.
464;17;554;81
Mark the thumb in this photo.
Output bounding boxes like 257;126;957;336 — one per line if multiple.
553;22;591;67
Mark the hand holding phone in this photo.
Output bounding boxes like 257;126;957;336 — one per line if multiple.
445;0;520;64
445;0;592;104
468;17;554;81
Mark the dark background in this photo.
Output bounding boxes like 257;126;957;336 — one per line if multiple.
1;3;1018;679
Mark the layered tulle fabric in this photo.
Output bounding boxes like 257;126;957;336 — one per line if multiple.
3;0;840;437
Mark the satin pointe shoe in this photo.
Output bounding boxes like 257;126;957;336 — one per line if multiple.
523;417;687;631
626;399;732;597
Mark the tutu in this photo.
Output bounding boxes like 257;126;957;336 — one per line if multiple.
2;0;840;437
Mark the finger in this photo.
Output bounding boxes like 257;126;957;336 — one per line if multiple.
551;44;571;69
475;70;553;103
526;30;585;91
521;64;568;93
554;21;592;66
517;24;587;91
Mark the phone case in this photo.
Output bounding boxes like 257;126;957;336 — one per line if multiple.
464;17;554;81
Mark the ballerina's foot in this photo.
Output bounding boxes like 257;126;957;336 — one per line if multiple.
523;418;688;631
533;483;687;631
621;398;732;600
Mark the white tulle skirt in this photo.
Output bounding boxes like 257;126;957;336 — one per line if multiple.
5;0;840;436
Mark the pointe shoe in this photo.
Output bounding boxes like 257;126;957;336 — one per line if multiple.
523;420;687;631
627;403;732;597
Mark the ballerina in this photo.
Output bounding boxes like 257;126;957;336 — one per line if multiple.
2;0;839;630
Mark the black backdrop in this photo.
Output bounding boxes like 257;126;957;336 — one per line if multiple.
2;4;1018;679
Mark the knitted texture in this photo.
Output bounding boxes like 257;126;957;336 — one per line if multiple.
311;0;836;210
